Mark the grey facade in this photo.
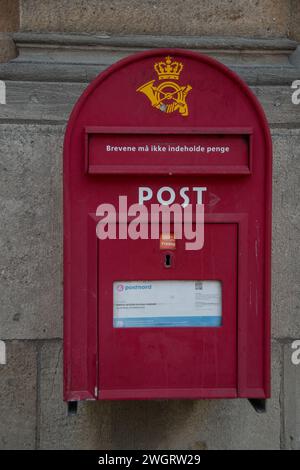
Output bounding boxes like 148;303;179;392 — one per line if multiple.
0;0;299;450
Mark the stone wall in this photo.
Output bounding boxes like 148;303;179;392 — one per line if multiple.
0;0;18;62
19;0;295;39
0;1;299;450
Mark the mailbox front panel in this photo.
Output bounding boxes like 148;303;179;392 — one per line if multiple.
64;49;272;402
98;222;237;398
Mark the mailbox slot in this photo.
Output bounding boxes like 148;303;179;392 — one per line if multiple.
86;127;252;175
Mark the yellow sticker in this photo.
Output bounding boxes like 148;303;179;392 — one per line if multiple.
160;233;176;250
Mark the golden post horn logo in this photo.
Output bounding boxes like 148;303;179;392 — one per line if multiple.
137;56;192;117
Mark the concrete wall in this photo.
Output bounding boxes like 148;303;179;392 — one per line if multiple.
19;0;296;39
290;0;300;42
0;0;18;62
0;0;300;450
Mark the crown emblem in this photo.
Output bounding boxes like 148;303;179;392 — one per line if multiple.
137;55;192;117
154;56;183;81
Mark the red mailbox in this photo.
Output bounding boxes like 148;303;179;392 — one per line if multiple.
64;49;272;410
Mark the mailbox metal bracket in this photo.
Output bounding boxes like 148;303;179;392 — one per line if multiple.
248;398;266;413
67;401;78;416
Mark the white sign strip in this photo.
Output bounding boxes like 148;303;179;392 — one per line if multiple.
113;280;222;328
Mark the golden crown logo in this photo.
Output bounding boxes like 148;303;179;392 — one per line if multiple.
154;56;183;80
137;56;192;117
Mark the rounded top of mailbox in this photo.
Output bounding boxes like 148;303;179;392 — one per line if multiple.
64;48;272;156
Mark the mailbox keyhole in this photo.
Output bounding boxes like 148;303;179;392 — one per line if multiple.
164;253;172;268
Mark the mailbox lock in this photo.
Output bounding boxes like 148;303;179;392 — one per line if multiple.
164;253;172;268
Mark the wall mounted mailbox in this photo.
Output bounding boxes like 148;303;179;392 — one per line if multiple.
64;49;272;410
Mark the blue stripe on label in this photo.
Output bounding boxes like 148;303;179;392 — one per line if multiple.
114;316;222;328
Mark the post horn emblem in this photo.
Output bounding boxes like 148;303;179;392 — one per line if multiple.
137;56;192;117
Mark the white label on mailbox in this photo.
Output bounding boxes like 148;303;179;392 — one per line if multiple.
113;280;222;328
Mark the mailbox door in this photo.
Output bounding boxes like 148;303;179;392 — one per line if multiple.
97;221;237;399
